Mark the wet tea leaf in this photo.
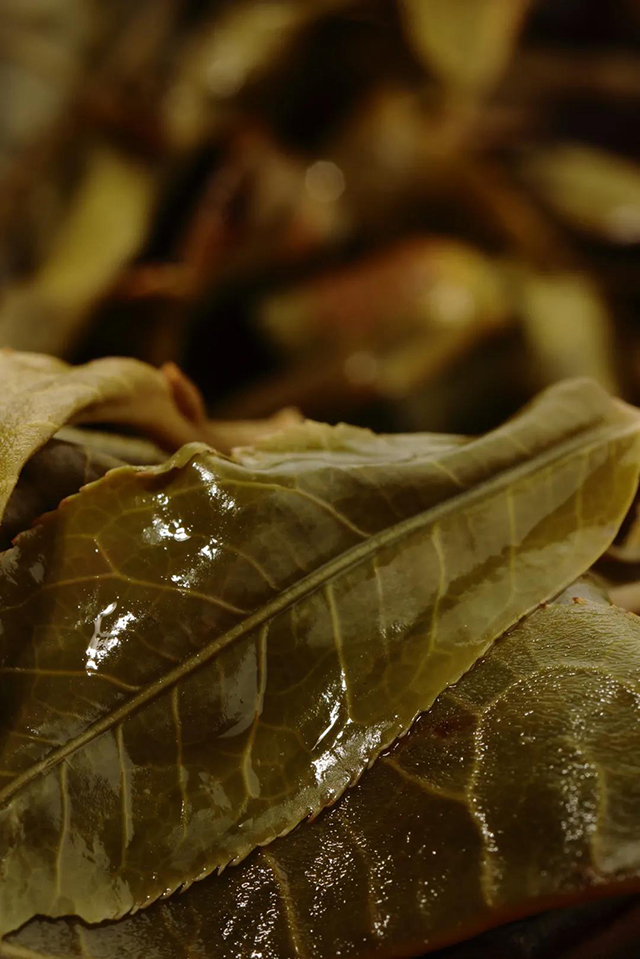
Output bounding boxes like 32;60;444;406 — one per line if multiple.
0;380;638;932
5;585;640;957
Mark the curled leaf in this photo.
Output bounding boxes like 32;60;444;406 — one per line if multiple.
0;379;639;932
0;351;198;525
0;351;300;527
0;439;123;551
0;427;168;551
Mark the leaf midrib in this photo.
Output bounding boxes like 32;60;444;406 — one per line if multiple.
0;417;635;807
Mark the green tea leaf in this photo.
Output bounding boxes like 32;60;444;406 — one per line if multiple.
5;585;640;958
0;379;638;933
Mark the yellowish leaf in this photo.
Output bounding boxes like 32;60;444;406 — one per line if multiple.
522;144;640;243
0;144;157;355
400;0;532;93
514;268;618;393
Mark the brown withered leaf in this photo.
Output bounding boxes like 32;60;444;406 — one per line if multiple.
258;238;510;404
434;894;640;958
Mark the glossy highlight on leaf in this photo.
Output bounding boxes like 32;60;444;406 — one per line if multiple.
0;351;302;532
4;584;640;958
0;379;639;934
0;351;203;526
0;439;124;552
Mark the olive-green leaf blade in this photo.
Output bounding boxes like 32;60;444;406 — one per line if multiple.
5;585;640;959
0;379;639;933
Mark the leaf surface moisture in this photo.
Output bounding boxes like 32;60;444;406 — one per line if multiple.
4;585;640;957
0;379;639;932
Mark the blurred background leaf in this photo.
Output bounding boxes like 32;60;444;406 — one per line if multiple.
0;142;157;354
400;0;533;94
513;267;618;391
521;143;640;244
1;0;637;442
0;0;638;434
